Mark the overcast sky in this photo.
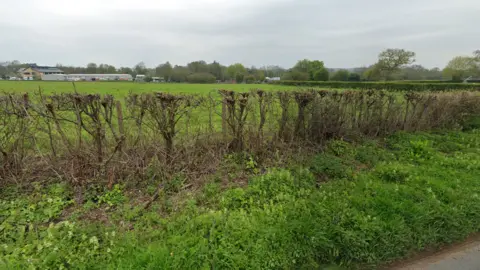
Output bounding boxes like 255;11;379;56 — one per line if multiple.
1;0;479;69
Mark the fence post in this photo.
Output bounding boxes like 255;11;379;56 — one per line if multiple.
222;99;227;141
116;100;125;151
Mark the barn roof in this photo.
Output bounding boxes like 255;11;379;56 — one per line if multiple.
33;67;64;73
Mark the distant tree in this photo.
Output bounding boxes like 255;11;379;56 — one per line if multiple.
208;61;224;81
86;63;97;74
291;59;329;81
443;56;477;81
376;49;416;80
264;65;286;78
396;65;443;81
187;61;209;73
171;66;190;83
352;67;368;76
474;50;480;59
235;73;245;83
155;62;173;81
426;68;443;80
255;69;266;81
227;63;246;81
118;67;133;75
362;64;382;81
281;72;293;80
186;72;216;83
0;65;7;78
282;71;309;81
144;76;153;82
330;69;350;81
292;59;310;73
105;64;117;74
221;66;230;81
245;66;265;82
313;69;329;81
398;65;425;80
293;71;309;81
474;51;480;73
134;62;147;76
97;64;117;74
308;60;326;80
97;64;106;74
244;75;256;84
347;73;361;81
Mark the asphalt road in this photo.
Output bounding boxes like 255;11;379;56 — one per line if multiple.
395;239;480;270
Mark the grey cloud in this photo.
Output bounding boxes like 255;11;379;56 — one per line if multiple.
0;0;479;68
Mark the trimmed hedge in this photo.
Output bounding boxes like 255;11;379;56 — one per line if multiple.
270;81;480;91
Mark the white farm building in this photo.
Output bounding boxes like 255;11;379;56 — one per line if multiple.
42;74;133;81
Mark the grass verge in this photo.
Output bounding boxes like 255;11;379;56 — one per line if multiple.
1;130;480;269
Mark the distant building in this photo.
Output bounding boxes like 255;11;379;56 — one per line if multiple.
265;77;281;82
42;74;133;81
18;64;64;80
135;74;146;82
151;77;165;83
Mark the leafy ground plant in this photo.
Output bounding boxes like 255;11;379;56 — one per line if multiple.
1;130;480;269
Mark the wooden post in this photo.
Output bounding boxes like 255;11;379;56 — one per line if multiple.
222;99;227;141
116;101;125;151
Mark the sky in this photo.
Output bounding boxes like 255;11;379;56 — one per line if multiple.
0;0;479;69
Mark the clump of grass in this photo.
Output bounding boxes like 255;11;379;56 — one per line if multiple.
310;153;353;180
355;141;394;166
375;163;411;183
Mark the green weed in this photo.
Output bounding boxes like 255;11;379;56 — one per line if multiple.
98;184;126;207
2;130;480;269
310;153;353;180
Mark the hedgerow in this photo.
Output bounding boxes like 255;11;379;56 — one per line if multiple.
270;80;480;91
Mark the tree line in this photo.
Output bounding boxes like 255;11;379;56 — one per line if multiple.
0;60;285;83
1;49;479;82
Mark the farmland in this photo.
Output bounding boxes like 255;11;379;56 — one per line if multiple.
0;81;295;96
1;82;480;269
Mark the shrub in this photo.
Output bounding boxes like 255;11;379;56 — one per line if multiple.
269;80;480;91
326;140;354;157
313;69;329;81
244;75;256;84
221;188;247;209
281;71;309;81
348;73;361;81
462;116;480;131
186;72;216;83
407;140;434;160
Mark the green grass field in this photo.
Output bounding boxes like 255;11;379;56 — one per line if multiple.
0;81;295;96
